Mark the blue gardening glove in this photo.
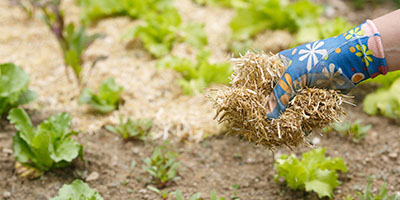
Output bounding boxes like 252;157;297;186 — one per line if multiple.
266;20;388;119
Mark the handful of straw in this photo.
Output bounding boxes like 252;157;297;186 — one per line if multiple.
212;52;346;150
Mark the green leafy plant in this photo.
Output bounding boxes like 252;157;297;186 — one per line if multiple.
229;0;353;54
363;78;400;120
143;145;180;188
156;51;231;95
364;71;400;89
351;0;400;9
323;120;372;143
123;9;207;58
77;0;176;26
78;78;124;113
0;63;37;116
274;148;348;199
356;177;400;200
51;179;103;200
192;0;249;8
105;117;152;140
8;108;83;178
40;0;104;86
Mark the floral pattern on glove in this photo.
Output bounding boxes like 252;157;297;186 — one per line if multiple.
266;20;388;119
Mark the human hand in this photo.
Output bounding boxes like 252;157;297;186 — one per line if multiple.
266;20;388;118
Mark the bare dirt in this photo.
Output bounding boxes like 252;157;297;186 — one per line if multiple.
0;0;399;200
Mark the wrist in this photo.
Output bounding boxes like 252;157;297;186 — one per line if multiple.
373;9;400;72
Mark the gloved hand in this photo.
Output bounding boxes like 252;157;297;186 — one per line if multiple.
266;20;388;118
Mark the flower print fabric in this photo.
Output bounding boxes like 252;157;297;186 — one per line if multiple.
267;20;388;119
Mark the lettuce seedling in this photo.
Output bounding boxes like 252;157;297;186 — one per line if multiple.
77;0;175;26
192;0;248;8
143;145;180;188
0;63;37;116
105;117;152;140
274;148;348;199
78;78;124;113
229;0;353;54
363;78;400;120
51;179;103;200
356;177;400;200
8;108;83;178
156;51;231;95
123;9;207;58
41;0;104;86
324;120;372;143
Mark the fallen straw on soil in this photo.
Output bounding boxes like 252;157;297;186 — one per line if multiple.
211;52;346;150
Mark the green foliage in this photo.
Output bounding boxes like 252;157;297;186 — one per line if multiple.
351;0;400;9
143;145;180;188
123;10;207;58
274;148;348;199
363;78;400;120
41;0;104;85
0;63;37;116
78;78;124;113
298;17;354;44
356;177;400;200
51;179;103;200
8;108;83;172
229;0;353;54
147;185;170;200
323;120;372;143
156;51;231;95
77;0;175;26
105;117;152;140
192;0;249;8
364;71;400;88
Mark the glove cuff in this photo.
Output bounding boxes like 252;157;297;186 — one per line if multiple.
362;19;388;77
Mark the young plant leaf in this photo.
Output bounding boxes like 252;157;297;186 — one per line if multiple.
51;179;103;200
79;78;124;113
8;108;83;174
274;148;347;199
0;63;36;116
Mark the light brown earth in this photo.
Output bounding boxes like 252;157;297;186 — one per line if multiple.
0;0;399;199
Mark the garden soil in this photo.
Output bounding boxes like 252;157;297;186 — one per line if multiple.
0;0;399;199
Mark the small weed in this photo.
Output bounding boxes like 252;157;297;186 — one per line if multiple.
356;177;400;200
231;184;240;199
106;117;152;141
233;153;242;159
323;120;372;143
147;186;170;199
143;145;180;188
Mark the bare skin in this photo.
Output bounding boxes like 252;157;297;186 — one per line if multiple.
373;9;400;72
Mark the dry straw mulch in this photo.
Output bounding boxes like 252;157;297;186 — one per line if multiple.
212;52;346;150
